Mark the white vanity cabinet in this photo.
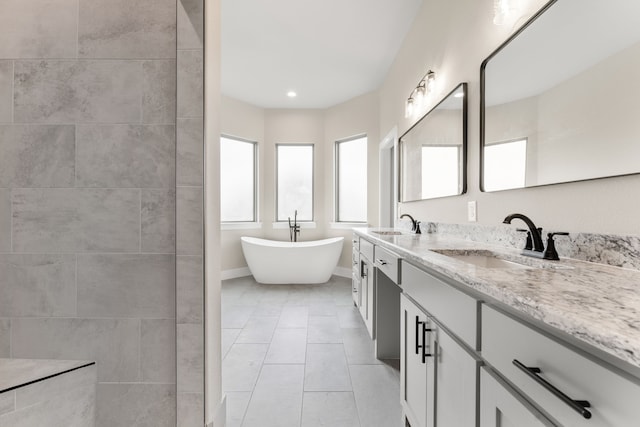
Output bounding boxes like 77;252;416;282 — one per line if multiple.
354;236;376;337
482;305;640;427
401;294;434;427
400;263;479;427
480;367;555;427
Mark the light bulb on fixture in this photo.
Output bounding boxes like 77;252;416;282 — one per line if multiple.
414;81;426;108
405;97;415;118
493;0;511;25
426;70;436;93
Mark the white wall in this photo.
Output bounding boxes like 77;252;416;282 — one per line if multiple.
381;0;640;236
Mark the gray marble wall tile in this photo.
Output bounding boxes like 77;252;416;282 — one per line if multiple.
15;363;96;408
12;188;140;253
141;319;176;383
0;0;78;59
0;189;10;252
14;60;142;124
11;318;139;382
0;254;76;317
77;254;175;318
97;383;175;427
143;60;176;124
2;366;96;427
177;50;203;118
141;189;176;253
0;320;10;357
177;323;204;393
0;62;11;123
177;118;204;186
0;125;75;187
0;392;14;416
177;392;204;427
78;0;176;59
177;256;204;323
177;187;203;255
178;0;204;50
76;124;175;188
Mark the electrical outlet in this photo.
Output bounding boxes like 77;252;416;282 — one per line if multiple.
468;201;477;222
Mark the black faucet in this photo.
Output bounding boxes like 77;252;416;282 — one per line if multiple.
503;213;569;260
288;210;300;242
503;213;544;256
400;213;421;234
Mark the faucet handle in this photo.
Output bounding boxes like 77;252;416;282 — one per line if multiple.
543;232;569;261
516;229;533;251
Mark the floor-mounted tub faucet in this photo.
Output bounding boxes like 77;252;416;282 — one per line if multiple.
288;210;301;242
400;213;421;234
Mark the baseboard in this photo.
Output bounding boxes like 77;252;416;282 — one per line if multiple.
333;266;351;278
220;267;251;280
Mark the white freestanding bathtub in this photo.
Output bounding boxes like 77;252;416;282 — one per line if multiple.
240;236;344;284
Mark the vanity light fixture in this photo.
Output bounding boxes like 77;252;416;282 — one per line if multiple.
405;70;436;118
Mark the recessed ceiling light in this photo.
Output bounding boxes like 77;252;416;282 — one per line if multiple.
287;91;297;98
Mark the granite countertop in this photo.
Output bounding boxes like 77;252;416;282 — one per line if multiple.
354;228;640;371
0;359;95;393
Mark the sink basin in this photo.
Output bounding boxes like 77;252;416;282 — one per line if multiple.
432;249;534;269
371;230;403;236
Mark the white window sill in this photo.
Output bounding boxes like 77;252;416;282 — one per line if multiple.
329;222;369;230
221;222;263;231
272;221;317;229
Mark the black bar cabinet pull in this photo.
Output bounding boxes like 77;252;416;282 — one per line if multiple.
512;359;592;419
421;320;433;363
415;316;423;355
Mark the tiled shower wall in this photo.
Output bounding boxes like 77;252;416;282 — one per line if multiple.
0;0;205;426
176;0;206;425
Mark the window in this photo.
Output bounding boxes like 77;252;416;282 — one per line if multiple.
276;144;314;221
484;139;527;191
421;145;460;199
220;136;257;222
335;135;367;222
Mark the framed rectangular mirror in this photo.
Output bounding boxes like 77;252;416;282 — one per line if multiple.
399;83;467;202
481;0;640;192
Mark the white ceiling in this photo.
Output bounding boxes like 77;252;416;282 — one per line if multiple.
221;0;424;109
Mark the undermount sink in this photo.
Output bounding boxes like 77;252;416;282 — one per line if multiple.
371;230;403;236
431;249;570;270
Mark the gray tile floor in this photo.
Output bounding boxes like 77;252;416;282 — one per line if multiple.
222;275;402;427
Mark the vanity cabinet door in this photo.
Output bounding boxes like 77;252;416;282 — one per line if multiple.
365;258;375;337
401;294;435;427
433;322;479;427
480;368;555;427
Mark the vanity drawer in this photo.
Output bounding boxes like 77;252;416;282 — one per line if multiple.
482;304;640;426
351;234;360;251
403;262;478;349
359;238;374;261
374;245;401;284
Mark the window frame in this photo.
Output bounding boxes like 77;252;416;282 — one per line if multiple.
220;134;258;224
335;134;368;223
275;143;315;222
